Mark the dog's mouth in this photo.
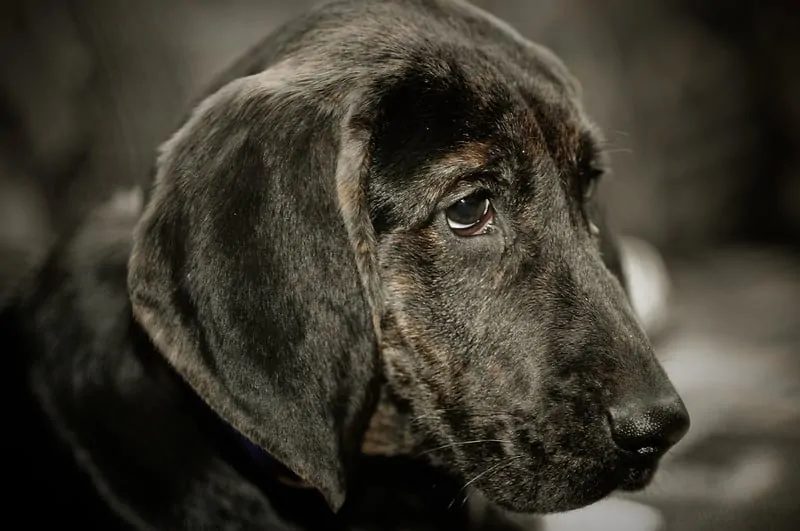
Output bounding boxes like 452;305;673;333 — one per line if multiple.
618;454;661;492
616;458;660;492
436;437;667;514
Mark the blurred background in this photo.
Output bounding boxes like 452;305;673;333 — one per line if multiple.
1;1;798;530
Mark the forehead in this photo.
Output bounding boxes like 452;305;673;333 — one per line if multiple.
368;45;595;199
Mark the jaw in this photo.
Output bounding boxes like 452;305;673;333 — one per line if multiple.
359;388;662;515
463;457;621;515
371;341;661;515
409;415;663;514
483;456;664;514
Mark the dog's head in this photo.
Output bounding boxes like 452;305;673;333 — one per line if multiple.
128;0;689;515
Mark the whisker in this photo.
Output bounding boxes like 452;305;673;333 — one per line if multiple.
410;407;519;422
415;439;514;458
448;455;525;509
461;455;524;490
459;490;472;509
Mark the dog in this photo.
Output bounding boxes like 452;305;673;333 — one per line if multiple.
7;0;690;529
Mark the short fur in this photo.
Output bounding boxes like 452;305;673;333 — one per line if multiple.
9;0;689;529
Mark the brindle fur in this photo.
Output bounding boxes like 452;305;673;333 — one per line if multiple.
7;0;687;529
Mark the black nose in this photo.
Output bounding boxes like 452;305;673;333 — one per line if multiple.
608;396;690;457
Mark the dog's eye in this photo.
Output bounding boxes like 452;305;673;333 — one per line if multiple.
582;169;603;201
445;191;494;236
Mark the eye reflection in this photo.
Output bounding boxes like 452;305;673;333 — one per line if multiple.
446;191;494;237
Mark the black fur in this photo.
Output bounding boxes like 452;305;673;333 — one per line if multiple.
9;0;689;529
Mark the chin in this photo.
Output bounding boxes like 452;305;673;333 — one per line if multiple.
617;462;660;492
460;454;662;515
484;483;617;515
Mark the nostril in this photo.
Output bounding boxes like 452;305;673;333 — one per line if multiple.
608;398;690;457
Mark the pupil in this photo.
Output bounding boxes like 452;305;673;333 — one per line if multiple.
449;195;486;225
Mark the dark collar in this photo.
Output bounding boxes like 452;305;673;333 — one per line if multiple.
220;419;315;490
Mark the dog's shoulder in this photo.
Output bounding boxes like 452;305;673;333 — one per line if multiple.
33;187;142;355
7;188;143;528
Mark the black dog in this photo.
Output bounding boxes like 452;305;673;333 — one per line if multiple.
8;0;689;529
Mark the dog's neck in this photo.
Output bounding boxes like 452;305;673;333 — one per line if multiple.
221;385;417;491
361;386;418;456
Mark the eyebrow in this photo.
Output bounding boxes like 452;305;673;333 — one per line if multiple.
399;141;497;228
428;141;494;183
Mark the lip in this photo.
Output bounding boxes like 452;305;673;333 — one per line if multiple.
616;457;660;491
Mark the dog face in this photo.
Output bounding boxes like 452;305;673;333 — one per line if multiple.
369;49;688;512
128;0;689;516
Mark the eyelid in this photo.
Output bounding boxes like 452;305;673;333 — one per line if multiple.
580;162;605;184
587;166;605;179
579;165;605;203
439;173;503;209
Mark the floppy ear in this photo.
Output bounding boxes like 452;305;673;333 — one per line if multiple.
127;63;382;511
